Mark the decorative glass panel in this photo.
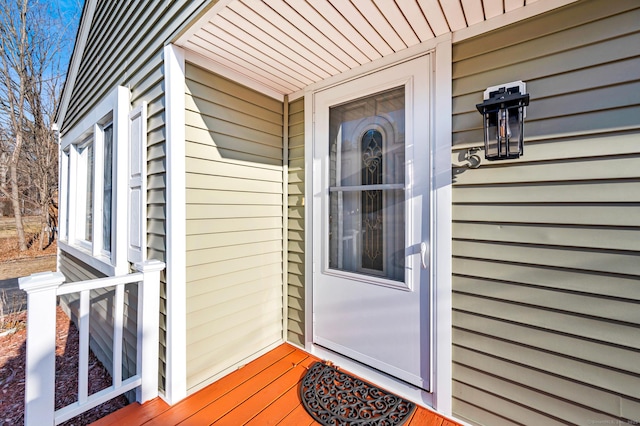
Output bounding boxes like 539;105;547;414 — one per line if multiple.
361;130;383;271
328;86;405;282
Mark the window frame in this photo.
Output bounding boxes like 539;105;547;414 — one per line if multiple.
59;86;130;276
100;120;114;255
75;135;95;249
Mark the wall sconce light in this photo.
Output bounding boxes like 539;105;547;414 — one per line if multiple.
476;81;530;160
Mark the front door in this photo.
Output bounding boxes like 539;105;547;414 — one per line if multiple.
312;55;432;390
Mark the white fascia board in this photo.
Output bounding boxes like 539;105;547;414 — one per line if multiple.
183;49;284;101
163;43;188;405
174;0;235;46
453;0;580;42
287;90;305;102
55;0;98;130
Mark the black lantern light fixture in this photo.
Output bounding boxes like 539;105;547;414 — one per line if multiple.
476;81;530;160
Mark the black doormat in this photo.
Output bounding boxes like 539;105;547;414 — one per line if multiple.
300;361;416;426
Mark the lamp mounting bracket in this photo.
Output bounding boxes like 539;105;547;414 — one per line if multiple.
483;81;527;117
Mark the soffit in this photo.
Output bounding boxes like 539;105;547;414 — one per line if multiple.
176;0;536;96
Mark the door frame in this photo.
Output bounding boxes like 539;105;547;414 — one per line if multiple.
302;34;452;413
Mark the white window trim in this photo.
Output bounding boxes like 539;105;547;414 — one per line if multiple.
59;148;70;244
59;86;130;276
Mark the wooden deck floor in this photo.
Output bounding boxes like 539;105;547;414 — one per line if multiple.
92;343;461;426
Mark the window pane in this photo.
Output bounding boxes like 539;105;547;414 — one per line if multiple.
102;124;113;252
328;86;405;281
81;143;94;242
64;150;70;240
329;190;405;281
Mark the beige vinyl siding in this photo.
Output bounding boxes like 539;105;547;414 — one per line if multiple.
184;63;284;392
286;97;305;346
450;0;640;424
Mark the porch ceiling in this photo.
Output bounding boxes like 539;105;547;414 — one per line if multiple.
176;0;530;96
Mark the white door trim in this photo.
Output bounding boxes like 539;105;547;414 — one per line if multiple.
303;33;452;414
431;34;453;416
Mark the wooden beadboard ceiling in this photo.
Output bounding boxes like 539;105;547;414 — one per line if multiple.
178;0;532;95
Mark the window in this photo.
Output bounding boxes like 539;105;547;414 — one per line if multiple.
59;86;129;275
328;86;406;282
102;122;113;252
78;138;95;245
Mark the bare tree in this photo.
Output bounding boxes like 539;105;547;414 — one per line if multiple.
0;0;30;250
22;1;67;249
0;0;75;250
24;70;60;249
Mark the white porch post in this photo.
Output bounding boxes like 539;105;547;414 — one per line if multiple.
18;271;66;426
163;42;187;404
134;259;165;403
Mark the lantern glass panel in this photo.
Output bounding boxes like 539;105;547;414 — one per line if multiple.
484;104;524;160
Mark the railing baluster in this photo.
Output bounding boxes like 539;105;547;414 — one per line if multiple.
113;283;124;388
19;260;164;425
78;289;90;404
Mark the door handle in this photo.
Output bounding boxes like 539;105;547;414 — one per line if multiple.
420;242;428;269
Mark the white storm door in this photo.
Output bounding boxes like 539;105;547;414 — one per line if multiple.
312;55;432;390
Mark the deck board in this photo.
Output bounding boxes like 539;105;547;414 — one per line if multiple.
180;350;311;424
410;406;446;426
145;345;297;425
244;385;305;425
91;343;460;426
277;403;317;426
91;397;170;426
216;356;317;425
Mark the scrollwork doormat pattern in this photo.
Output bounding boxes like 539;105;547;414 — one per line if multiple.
300;361;416;425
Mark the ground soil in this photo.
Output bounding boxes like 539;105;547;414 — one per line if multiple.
0;241;57;281
0;308;128;425
0;219;129;425
0;216;57;280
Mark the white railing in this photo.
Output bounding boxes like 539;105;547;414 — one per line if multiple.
18;259;165;426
